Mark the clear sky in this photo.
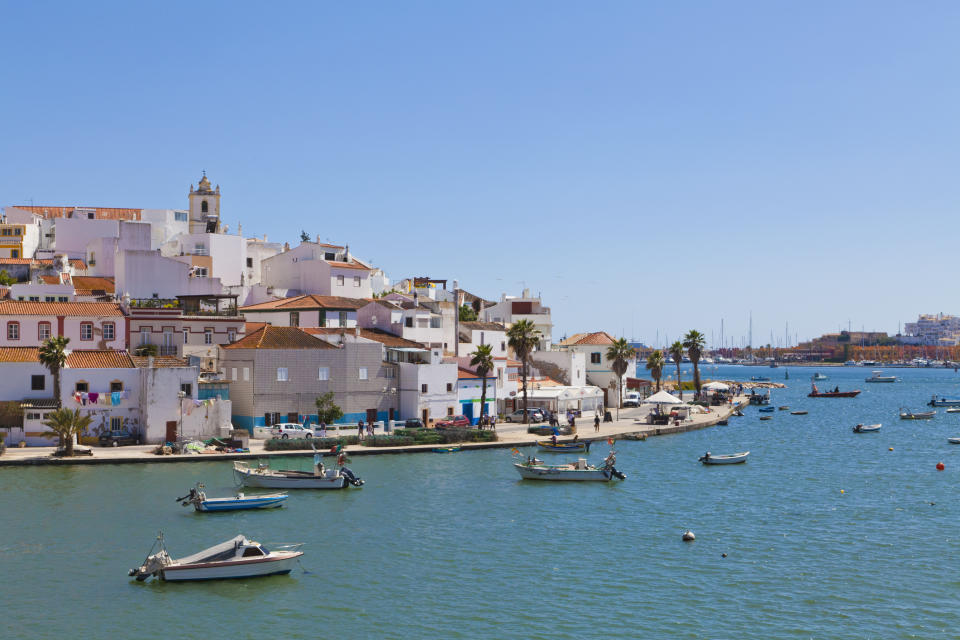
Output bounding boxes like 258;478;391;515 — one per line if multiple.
2;1;959;348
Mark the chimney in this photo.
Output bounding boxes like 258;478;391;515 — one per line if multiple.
147;355;155;368
355;326;360;338
316;234;321;244
344;244;350;262
263;234;267;242
283;242;290;252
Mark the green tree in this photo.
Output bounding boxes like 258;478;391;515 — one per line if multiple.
0;269;15;286
605;337;636;421
646;350;665;392
315;391;344;424
300;230;310;243
42;408;92;457
683;330;707;394
134;344;158;357
470;343;494;424
458;304;478;321
38;336;70;448
507;319;541;424
669;340;685;396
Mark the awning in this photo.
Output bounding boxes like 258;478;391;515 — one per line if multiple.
643;390;683;404
389;347;429;352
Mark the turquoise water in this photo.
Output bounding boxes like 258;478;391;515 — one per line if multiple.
3;365;960;639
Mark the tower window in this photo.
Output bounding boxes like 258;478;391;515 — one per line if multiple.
201;200;208;214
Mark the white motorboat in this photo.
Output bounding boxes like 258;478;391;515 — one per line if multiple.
699;451;749;465
900;408;936;420
947;407;960;414
178;483;287;512
233;452;363;489
948;438;960;445
513;450;625;482
129;534;303;582
852;423;882;433
865;370;897;383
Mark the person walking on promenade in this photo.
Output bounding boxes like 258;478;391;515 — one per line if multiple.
595;414;600;432
319;421;327;438
367;421;374;439
357;419;364;441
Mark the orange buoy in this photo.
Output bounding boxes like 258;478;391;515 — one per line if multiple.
888;447;894;451
936;461;945;471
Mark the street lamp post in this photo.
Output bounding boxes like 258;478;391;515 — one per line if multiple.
177;390;186;452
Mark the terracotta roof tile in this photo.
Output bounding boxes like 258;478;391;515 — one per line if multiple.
67;350;135;368
39;275;60;285
71;276;115;295
303;327;427;349
224;325;336;350
317;243;344;249
327;260;371;271
9;206;141;221
0;301;122;316
460;321;507;332
558;331;616;346
240;294;368;312
0;347;41;362
131;355;190;368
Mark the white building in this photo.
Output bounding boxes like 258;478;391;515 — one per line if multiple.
139;209;190;250
245;236;283;286
555;331;633;407
239;294;366;329
481;289;553;350
397;348;458;425
903;314;960;346
261;241;374;298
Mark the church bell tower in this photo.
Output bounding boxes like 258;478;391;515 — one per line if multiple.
188;171;221;234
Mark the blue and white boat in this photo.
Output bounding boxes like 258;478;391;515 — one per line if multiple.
179;484;287;512
928;395;960;407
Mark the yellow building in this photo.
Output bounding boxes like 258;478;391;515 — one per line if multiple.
0;222;28;258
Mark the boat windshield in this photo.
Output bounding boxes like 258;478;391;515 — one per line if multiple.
242;546;266;557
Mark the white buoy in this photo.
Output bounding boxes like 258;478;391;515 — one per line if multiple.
682;530;695;542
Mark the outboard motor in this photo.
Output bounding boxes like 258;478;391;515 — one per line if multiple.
609;467;626;480
341;467;364;487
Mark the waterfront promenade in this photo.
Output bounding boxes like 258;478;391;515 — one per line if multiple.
0;396;745;466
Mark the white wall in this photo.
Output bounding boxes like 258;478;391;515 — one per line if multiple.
529;351;587;387
115;250;223;299
52;218;119;259
140;209;189;250
397;361;457;423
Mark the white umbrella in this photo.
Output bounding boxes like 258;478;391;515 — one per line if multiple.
703;381;729;391
643;390;684;405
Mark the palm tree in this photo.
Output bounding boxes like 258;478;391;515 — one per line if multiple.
669;340;684;398
38;336;70;447
646;350;665;392
470;343;494;426
42;408;92;457
507;319;541;424
683;330;707;395
605;337;636;421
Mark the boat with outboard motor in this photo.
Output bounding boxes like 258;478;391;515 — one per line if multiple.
900;408;936;420
537;439;590;453
928;395;960;407
699;451;749;465
178;483;287;512
865;370;897;383
128;533;303;582
513;447;624;481
813;372;828;381
808;383;860;398
233;448;363;489
852;423;882;433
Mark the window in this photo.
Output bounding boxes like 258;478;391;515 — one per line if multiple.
110;381;123;392
277;367;288;382
204;329;213;345
87;212;94;220
446;383;453;392
38;322;51;340
339;311;348;326
1;229;9;236
139;327;150;345
103;323;115;341
447;407;454;416
354;276;361;287
174;211;188;222
80;323;93;340
337;275;344;286
6;322;18;340
246;257;253;268
13;228;20;236
227;330;236;343
358;367;368;380
231;368;237;381
243;367;250;381
44;296;55;303
10;250;17;258
183;329;189;344
324;252;336;260
110;417;123;430
289;312;299;327
501;341;506;352
201;200;208;214
31;375;44;390
28;296;39;302
194;267;208;277
180;383;192;397
591;352;602;364
371;315;377;326
385;368;395;379
421;384;428;393
58;297;68;303
318;367;329;381
430;317;441;329
75;381;89;393
88;251;95;266
318;310;327;327
405;317;413;328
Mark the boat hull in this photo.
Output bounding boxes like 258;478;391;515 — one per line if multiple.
536;440;588;453
513;464;618;481
196;495;287;512
233;467;348;489
808;391;861;398
929;398;960;407
852;424;882;433
700;452;749;465
160;552;302;581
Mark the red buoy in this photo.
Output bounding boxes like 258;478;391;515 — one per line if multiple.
936;462;945;471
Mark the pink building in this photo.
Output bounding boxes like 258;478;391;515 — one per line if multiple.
0;301;126;349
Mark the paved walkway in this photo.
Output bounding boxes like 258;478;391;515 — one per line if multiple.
0;397;746;467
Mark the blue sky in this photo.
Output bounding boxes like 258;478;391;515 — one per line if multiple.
2;1;959;347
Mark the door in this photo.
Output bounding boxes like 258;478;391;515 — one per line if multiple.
366;408;378;425
165;421;177;443
462;402;474;424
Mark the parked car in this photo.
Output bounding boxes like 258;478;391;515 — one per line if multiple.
404;419;425;429
435;415;472;429
504;408;545;423
98;430;140;447
270;423;313;439
623;392;642;407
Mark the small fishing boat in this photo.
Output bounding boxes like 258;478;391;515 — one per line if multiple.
790;410;808;415
778;406;790;411
233;451;363;489
750;376;770;382
699;451;749;465
432;446;461;453
808;383;861;398
759;407;775;413
949;438;960;444
178;484;287;512
129;533;303;582
513;450;625;482
947;407;960;414
748;391;771;405
813;372;828;381
537;440;590;453
716;419;728;425
865;370;897;383
900;408;936;420
928;395;960;407
732;409;745;417
759;416;773;421
852;423;882;433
